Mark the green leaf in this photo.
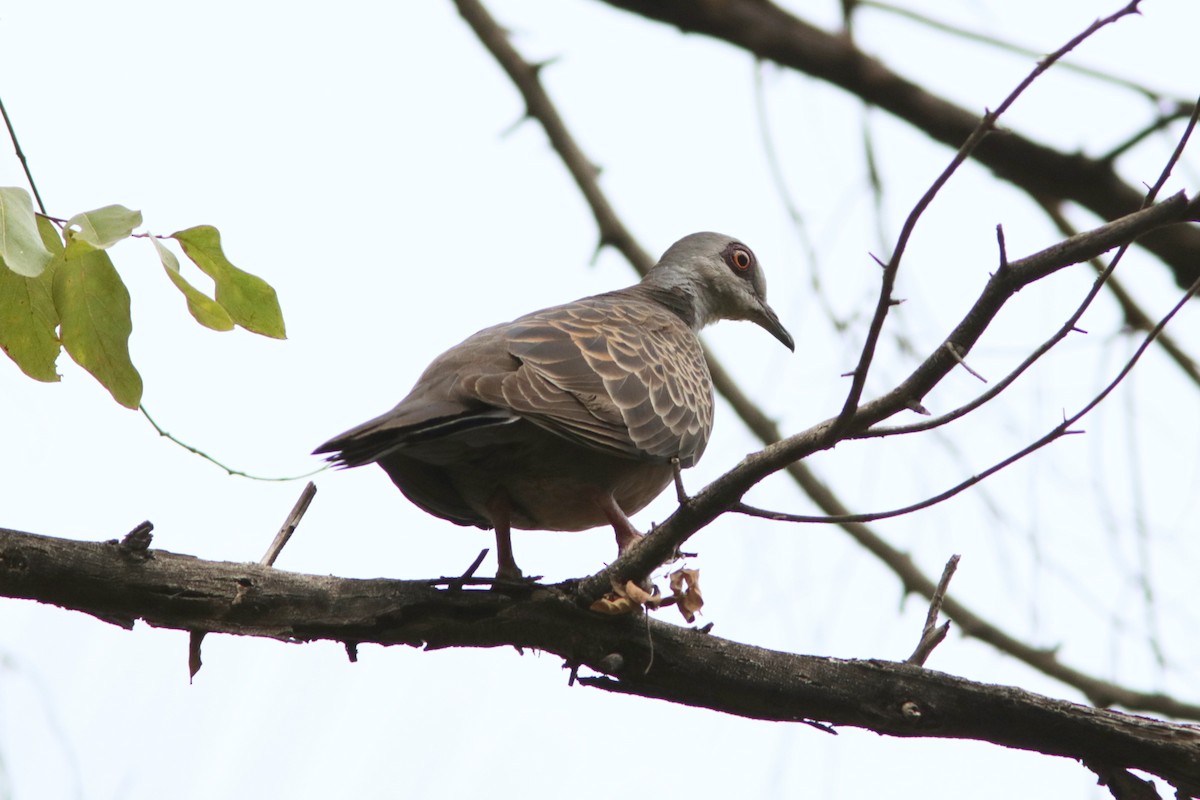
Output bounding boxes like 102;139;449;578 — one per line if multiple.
53;247;142;408
172;225;285;339
0;187;54;277
0;250;61;382
36;214;65;256
152;235;234;331
65;204;143;251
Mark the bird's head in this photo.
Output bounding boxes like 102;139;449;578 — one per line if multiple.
647;232;794;351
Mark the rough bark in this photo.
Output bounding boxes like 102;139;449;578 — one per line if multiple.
3;525;1199;797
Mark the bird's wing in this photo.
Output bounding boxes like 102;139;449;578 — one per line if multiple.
490;297;714;467
313;320;523;466
316;298;714;468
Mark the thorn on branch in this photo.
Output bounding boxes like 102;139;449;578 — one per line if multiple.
345;641;359;663
944;342;988;383
529;55;560;77
500;113;530;139
996;224;1009;271
904;398;931;416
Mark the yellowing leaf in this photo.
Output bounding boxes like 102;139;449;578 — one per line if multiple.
53;247;142;408
64;204;142;251
669;568;703;623
172;225;285;339
0;251;60;381
151;236;234;331
0;187;54;277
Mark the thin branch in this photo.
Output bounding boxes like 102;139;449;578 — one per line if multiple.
1038;199;1200;390
859;93;1200;439
0;93;48;214
906;554;959;666
260;482;318;567
590;0;1200;289
1100;104;1199;163
737;274;1200;526
453;0;652;269
858;0;1177;102
447;548;490;591
834;1;1142;434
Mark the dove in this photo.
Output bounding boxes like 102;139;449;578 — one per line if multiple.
315;232;793;579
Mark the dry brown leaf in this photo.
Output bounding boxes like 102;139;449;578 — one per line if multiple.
623;579;656;606
589;594;640;615
590;579;665;615
669;567;703;623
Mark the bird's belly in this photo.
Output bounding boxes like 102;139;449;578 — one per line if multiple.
500;457;674;531
397;420;675;531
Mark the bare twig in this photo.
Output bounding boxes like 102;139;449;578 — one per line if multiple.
452;0;651;268
591;0;1200;288
907;555;960;666
833;1;1143;435
1100;104;1199;163
857;0;1177;102
447;548;490;591
0;93;48;214
944;342;987;383
857;94;1200;439
260;482;318;567
1038;199;1200;390
192;481;318;680
735;274;1200;526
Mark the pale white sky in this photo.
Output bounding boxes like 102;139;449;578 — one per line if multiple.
2;1;1198;798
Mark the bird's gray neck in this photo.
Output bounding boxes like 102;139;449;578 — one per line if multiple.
632;272;715;332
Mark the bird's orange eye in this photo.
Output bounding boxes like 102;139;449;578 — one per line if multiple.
730;247;752;271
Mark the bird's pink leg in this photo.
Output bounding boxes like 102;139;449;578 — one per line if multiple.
594;492;643;555
486;492;524;581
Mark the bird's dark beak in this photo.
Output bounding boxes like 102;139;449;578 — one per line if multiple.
753;300;794;351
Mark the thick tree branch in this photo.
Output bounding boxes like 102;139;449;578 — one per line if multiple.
589;0;1200;290
2;526;1199;796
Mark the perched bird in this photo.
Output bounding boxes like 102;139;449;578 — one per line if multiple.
315;232;793;579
